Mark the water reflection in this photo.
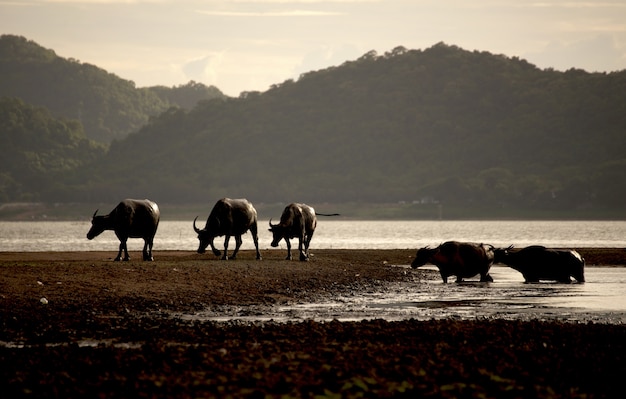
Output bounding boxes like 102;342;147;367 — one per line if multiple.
177;266;626;323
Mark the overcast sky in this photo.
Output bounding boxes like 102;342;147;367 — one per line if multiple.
2;0;626;96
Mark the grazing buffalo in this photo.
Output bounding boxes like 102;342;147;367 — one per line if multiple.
411;241;495;283
193;198;261;260
268;203;338;261
494;245;585;283
86;199;160;261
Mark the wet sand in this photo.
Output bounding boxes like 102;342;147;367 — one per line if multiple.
1;249;625;398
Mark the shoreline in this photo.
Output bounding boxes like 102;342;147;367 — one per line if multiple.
1;247;625;265
2;249;625;398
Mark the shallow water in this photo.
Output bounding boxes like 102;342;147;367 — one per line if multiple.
176;266;626;324
2;220;625;325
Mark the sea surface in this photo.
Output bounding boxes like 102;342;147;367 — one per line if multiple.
1;220;625;252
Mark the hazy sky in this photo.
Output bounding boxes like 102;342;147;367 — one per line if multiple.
2;0;626;96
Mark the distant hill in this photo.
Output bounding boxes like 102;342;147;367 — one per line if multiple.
62;43;625;217
2;39;625;218
0;35;226;143
0;97;105;202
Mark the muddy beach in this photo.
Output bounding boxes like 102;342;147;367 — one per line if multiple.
1;248;626;398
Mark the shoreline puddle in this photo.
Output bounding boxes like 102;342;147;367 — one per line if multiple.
172;266;626;324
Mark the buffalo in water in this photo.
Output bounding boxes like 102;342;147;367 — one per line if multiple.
411;241;495;283
268;203;338;261
193;198;262;260
86;199;160;261
494;245;585;283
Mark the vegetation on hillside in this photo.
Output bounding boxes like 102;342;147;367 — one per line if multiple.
71;44;626;217
1;38;625;218
0;97;105;202
0;35;225;143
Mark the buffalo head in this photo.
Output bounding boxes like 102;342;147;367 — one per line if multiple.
493;245;514;264
411;246;437;269
268;219;286;247
193;216;220;256
86;209;105;240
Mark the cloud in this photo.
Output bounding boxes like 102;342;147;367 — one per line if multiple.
195;9;342;17
294;44;362;76
182;53;224;84
525;34;626;72
524;2;626;9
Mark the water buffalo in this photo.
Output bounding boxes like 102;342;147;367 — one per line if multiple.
86;199;160;261
411;241;495;283
494;245;585;283
268;203;338;261
193;198;261;260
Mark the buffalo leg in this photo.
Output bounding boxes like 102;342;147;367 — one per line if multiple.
116;240;130;262
209;238;221;258
305;231;314;255
302;232;314;261
285;239;292;260
143;239;154;261
230;235;243;260
298;237;308;261
249;224;261;260
148;240;154;261
480;273;494;282
222;236;231;260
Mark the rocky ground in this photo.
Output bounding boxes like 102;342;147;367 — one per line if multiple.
1;248;625;398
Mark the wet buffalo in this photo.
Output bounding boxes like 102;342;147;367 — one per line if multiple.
269;203;335;261
411;241;495;283
87;199;160;261
193;198;261;260
494;245;585;283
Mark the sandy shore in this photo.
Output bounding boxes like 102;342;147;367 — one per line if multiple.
1;249;625;398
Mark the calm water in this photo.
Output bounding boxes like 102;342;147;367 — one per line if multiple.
1;220;625;252
196;266;626;323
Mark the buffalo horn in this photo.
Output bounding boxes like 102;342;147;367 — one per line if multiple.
268;218;274;228
193;216;201;234
92;209;98;218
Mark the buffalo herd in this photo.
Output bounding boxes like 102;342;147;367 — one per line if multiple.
87;198;585;283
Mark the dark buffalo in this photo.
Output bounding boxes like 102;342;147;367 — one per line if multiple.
268;203;337;261
411;241;495;283
193;198;261;260
494;245;585;283
86;199;160;261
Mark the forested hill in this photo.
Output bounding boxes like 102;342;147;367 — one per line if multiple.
1;39;625;218
0;35;226;143
0;97;106;202
69;43;626;217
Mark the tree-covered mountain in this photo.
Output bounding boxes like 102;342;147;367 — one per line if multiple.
0;97;105;202
0;35;226;143
147;81;226;111
61;43;625;217
2;40;626;218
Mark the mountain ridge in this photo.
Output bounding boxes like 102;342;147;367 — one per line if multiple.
1;37;625;218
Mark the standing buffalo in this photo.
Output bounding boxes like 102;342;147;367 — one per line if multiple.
86;199;160;261
494;245;585;283
411;241;495;283
193;198;261;260
268;203;337;261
